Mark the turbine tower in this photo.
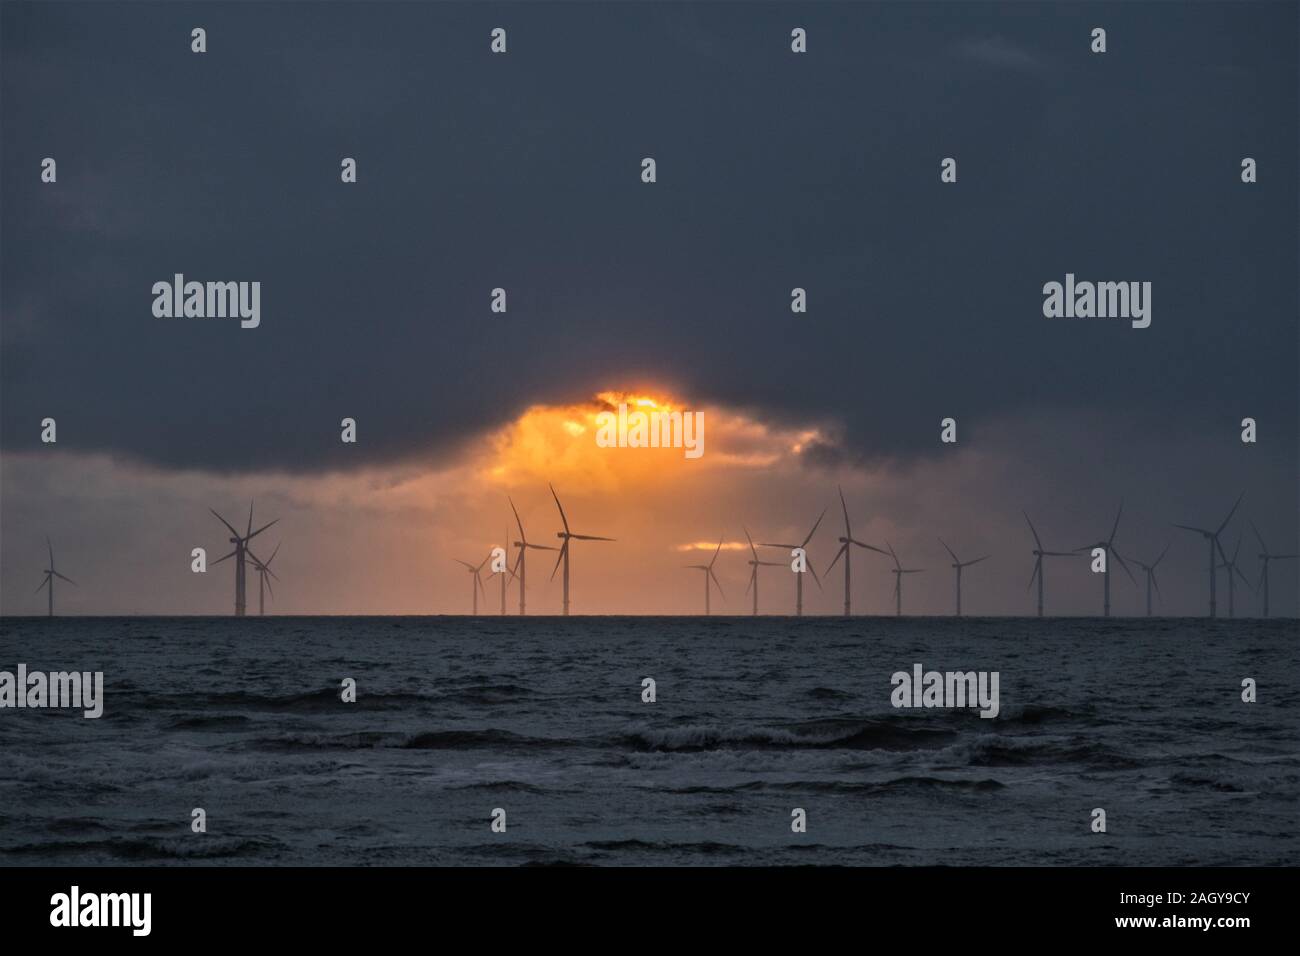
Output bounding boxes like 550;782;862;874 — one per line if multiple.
497;527;515;616
1074;502;1137;617
743;528;782;616
36;537;76;617
826;487;887;616
211;502;278;617
1215;536;1250;619
1174;492;1243;618
454;554;490;615
938;538;988;617
685;537;726;615
549;484;615;615
759;509;825;616
1132;544;1170;617
509;496;556;616
248;542;281;616
1025;512;1077;618
884;542;924;616
1252;521;1297;619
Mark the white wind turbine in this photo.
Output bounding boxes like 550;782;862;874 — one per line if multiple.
1174;492;1243;618
684;537;726;615
36;537;76;617
1252;521;1298;619
211;501;278;617
759;509;826;616
454;553;490;615
743;527;783;616
938;538;988;617
1132;544;1170;618
549;484;615;615
884;542;924;616
825;487;887;616
1025;512;1078;618
509;496;556;616
248;542;281;616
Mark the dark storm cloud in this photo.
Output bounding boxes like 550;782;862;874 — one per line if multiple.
2;1;1295;476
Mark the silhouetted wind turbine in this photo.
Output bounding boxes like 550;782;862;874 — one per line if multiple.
938;538;988;617
884;542;924;616
826;487;887;616
759;509;825;616
549;484;615;615
1074;502;1137;617
509;496;556;616
685;537;726;615
36;537;76;617
455;554;490;615
1174;492;1243;618
496;527;516;615
249;543;281;616
1025;512;1077;618
1133;544;1170;617
211;501;278;617
1252;521;1297;619
744;528;783;616
1215;535;1251;619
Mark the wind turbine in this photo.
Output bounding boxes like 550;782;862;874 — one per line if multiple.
685;537;726;615
1215;536;1251;619
825;487;887;616
1252;521;1298;619
884;542;924;616
211;501;278;617
549;484;615;615
938;538;988;617
1133;544;1170;617
36;537;76;617
248;542;281;616
1074;502;1137;617
454;554;490;615
1025;512;1078;618
495;527;517;616
759;509;825;616
1174;492;1243;618
743;527;783;616
509;496;556;616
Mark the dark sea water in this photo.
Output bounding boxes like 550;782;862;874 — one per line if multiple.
0;616;1296;866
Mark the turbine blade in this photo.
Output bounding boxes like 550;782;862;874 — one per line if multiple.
1250;520;1268;557
938;537;959;564
802;508;827;548
1108;501;1124;544
1028;559;1040;590
1153;542;1170;567
210;509;240;538
52;571;77;585
246;500;255;538
710;568;725;598
549;483;570;534
454;559;476;571
709;536;723;568
1216;492;1245;536
966;555;990;566
885;541;900;569
510;496;526;541
744;566;755;596
1173;524;1209;535
838;486;852;539
247;518;278;540
1023;512;1043;551
744;527;758;561
549;541;568;581
826;543;846;573
1152;570;1163;601
212;550;237;565
571;534;614;541
1110;548;1137;585
806;558;823;590
47;536;54;568
36;574;50;593
265;542;281;566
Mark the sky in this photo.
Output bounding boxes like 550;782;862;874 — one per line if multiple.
1;1;1296;616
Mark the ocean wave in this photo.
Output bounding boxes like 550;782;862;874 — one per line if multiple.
614;719;956;753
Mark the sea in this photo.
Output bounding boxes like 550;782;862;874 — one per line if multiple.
1;616;1296;866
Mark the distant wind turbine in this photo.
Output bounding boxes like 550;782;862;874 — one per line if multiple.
685;538;726;615
884;542;924;616
1174;492;1243;618
549;484;615;615
509;496;556;616
36;537;76;617
759;508;825;616
1074;502;1137;617
211;501;278;617
1025;512;1078;618
744;527;783;616
1215;536;1251;619
826;487;887;616
938;538;988;617
1132;544;1170;617
249;542;281;616
454;554;490;615
496;527;516;615
1252;522;1297;619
